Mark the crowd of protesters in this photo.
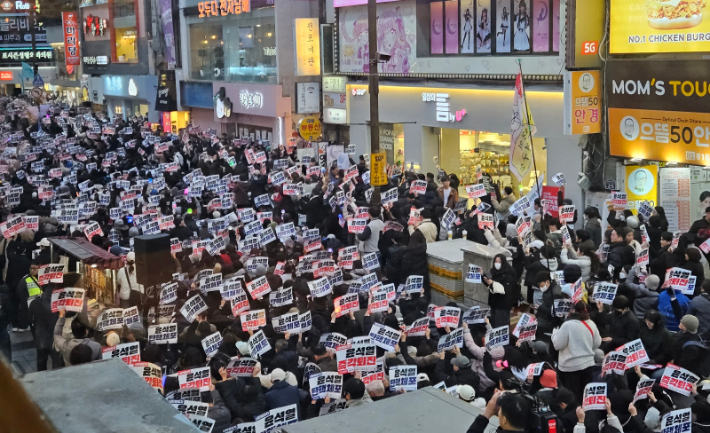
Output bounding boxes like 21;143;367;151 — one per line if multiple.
0;94;709;433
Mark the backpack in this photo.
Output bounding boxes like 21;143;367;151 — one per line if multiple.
682;339;710;378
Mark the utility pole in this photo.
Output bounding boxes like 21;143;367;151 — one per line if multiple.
367;0;381;204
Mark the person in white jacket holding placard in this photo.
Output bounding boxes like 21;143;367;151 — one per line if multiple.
551;300;602;403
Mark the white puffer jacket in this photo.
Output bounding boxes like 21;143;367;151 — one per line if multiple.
560;247;592;281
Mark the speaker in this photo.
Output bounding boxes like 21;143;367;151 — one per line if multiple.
133;234;172;287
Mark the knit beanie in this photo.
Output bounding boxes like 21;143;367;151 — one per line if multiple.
681;315;699;334
645;274;660;291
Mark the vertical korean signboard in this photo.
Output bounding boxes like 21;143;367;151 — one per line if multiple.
62;12;80;71
564;70;601;135
295;18;321;76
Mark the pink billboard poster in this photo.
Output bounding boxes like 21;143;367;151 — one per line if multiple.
334;0;404;7
445;1;458;54
532;0;549;52
552;0;560;51
431;2;444;54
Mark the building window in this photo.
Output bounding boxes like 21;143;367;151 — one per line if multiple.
187;5;276;83
425;0;559;56
113;0;138;62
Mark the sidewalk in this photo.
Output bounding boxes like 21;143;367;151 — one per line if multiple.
9;329;37;375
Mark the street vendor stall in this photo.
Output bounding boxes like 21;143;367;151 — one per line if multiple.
48;237;123;306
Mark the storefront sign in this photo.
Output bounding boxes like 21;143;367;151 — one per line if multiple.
62;12;80;68
296;82;320;114
214;87;232;119
0;49;52;62
565;0;604;68
610;0;710;54
371;152;387;186
564;70;601;135
295;18;321;76
155;70;177;112
298;117;322;141
198;0;250;17
323;76;347;93
84;14;108;36
625;165;658;213
83;55;108;65
324;108;346;124
0;71;12;80
422;92;466;122
608;59;710;165
239;89;263;109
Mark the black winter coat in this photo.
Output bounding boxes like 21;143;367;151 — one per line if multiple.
607;242;635;275
264;381;302;420
28;289;58;350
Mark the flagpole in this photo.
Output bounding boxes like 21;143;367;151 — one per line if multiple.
517;59;542;202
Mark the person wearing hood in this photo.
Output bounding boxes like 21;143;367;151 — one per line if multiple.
599;295;640;352
638;310;674;366
29;284;62;370
680;248;705;292
526;245;559;307
534;271;563;343
606;228;636;279
551;301;602;402
583;207;603;249
483;254;517;328
649;232;680;287
491;186;516;221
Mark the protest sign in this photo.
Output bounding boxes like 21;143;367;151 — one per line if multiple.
133;362;163;392
309;372;344;400
201;332;223;358
660;364;699;396
246;276;271;300
592;282;618;305
582;383;607;411
559;205;575;222
147;323;178;344
434;306;460;328
616;339;650;368
660;409;692;433
272;312;302;334
226;357;258;377
485;326;509;351
181;295;208;322
462;307;490;324
478;213;494;230
437;327;464;352
178;366;211;391
466;184;486;199
39;264;64;285
50;288;84;313
633;379;656;402
248;330;272;358
336;342;377;374
368;322;401;352
405;317;429;337
240;310;266;332
253;404;298;432
465;264;482;283
97;308;124;331
389;365;418;392
320;333;348;351
101;341;141;366
308;277;332;298
602;351;628;376
334;293;359;317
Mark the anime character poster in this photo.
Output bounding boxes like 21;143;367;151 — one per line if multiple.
552;0;560;51
445;1;459;54
495;0;511;53
431;2;444;54
532;0;549;52
476;0;492;53
513;0;531;51
460;0;474;53
339;1;414;74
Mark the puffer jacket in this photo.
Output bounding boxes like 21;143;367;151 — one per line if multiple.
560;248;592;281
492;194;516;220
688;293;710;335
463;328;496;391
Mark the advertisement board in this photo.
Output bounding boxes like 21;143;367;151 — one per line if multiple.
610;0;710;53
607;59;710;165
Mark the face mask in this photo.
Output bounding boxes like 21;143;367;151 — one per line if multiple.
539;284;549;293
619;272;626;279
494;263;502;270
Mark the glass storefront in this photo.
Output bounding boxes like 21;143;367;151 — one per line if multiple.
113;0;138;62
439;129;546;198
188;5;276;83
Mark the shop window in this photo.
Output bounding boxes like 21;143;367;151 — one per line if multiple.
440;129;546;198
423;0;559;56
113;0;138;62
188;6;276;83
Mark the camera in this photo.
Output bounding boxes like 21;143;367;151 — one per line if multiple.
504;378;560;433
